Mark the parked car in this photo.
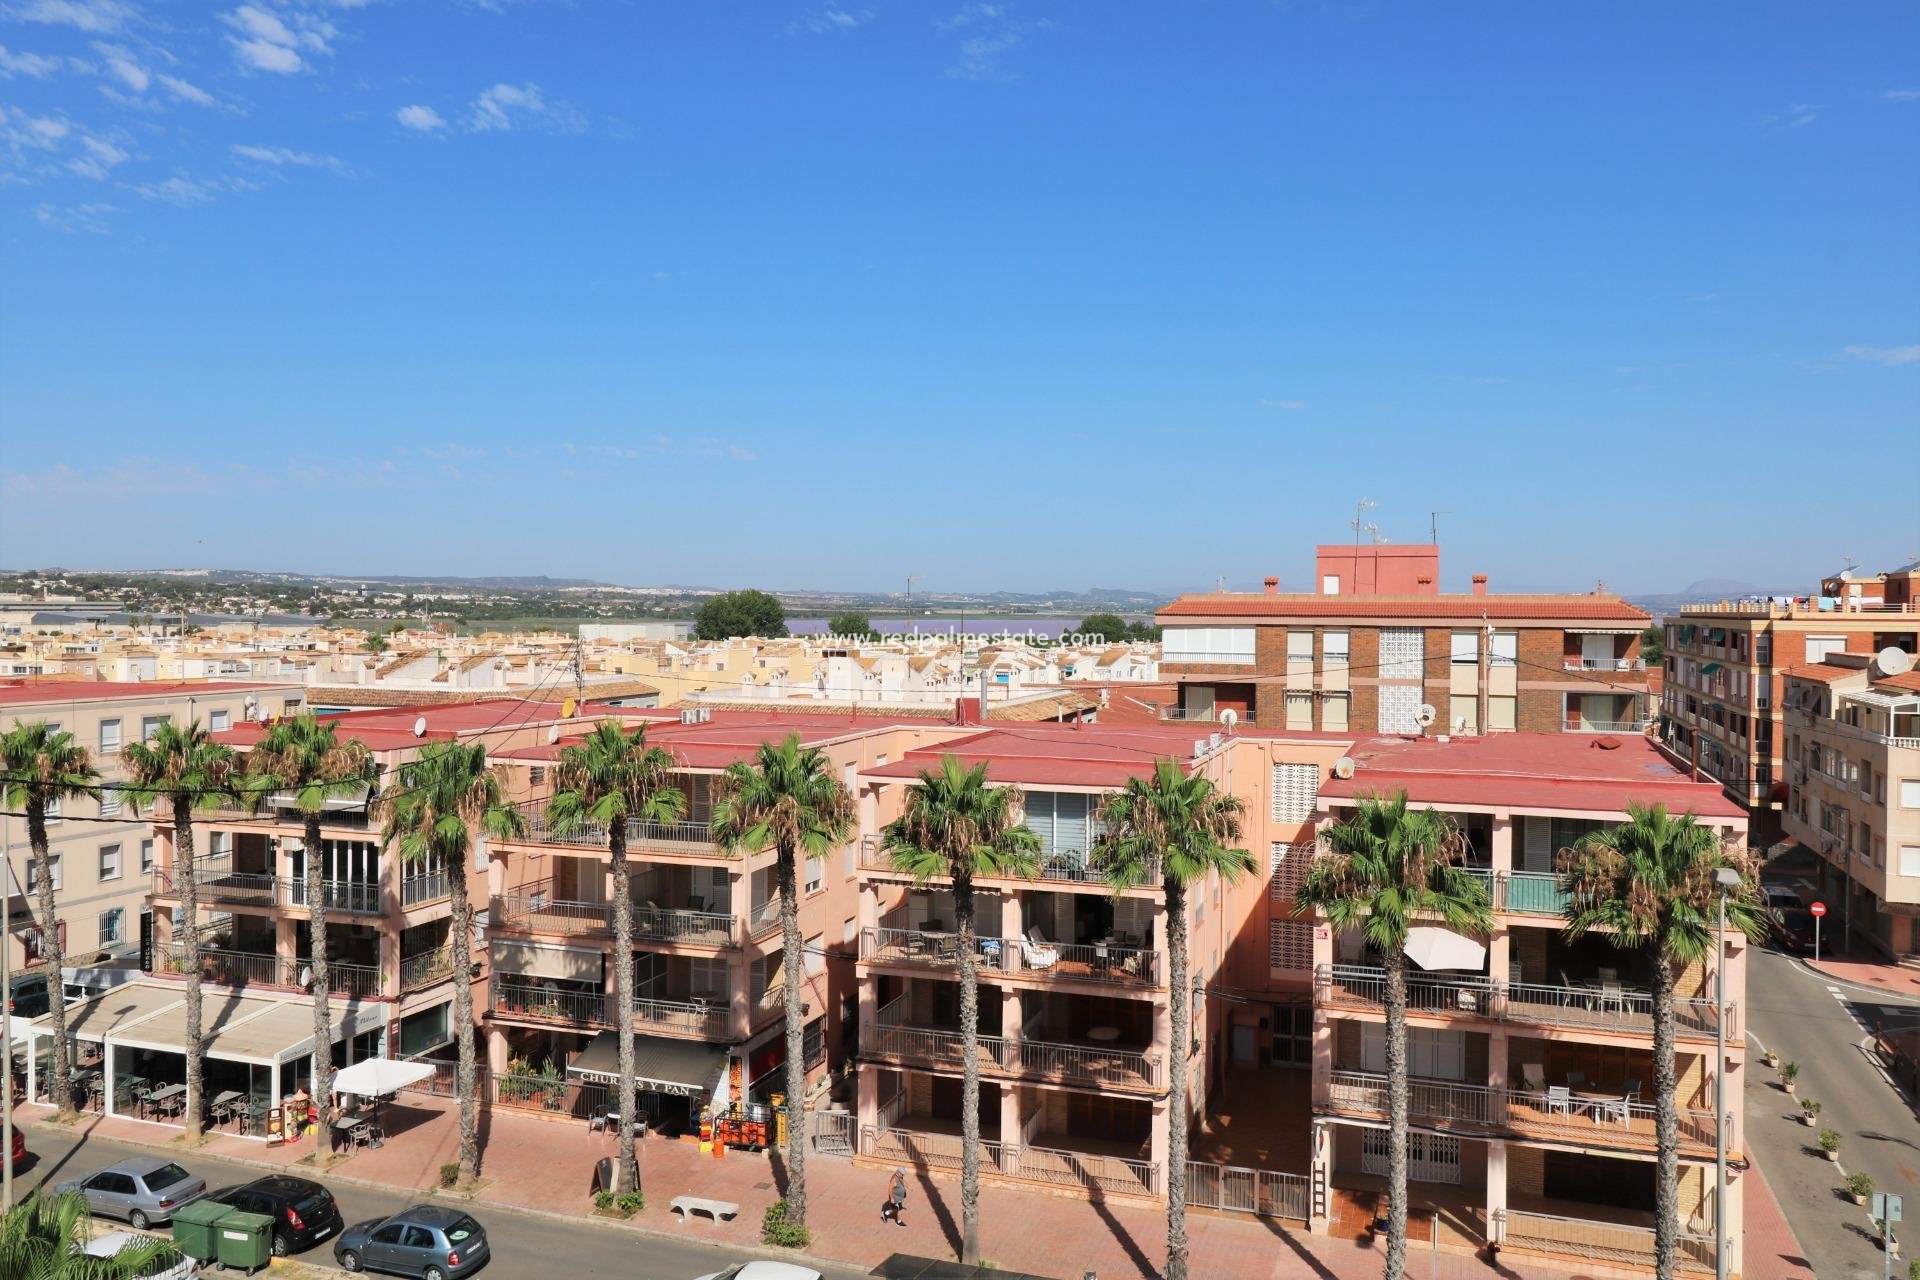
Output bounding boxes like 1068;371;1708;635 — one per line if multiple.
335;1205;489;1279
694;1264;824;1280
9;1125;25;1167
1761;883;1804;916
1772;907;1820;953
209;1174;345;1256
56;1156;207;1229
6;971;50;1019
83;1230;200;1280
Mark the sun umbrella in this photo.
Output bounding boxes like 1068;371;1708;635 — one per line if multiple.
1403;926;1487;972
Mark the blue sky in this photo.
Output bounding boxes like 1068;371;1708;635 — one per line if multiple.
2;1;1915;595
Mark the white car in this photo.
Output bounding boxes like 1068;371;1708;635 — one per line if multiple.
84;1230;200;1279
694;1263;823;1280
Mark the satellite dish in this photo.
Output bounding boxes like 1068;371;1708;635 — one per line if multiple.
1874;647;1914;677
1333;756;1356;780
412;716;428;738
1415;704;1438;727
562;697;578;718
547;724;561;744
299;965;313;989
1217;708;1238;731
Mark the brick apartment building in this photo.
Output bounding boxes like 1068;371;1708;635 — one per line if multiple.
1155;545;1653;738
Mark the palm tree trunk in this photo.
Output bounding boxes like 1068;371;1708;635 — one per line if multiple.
777;840;809;1226
305;815;334;1151
954;870;982;1266
609;822;639;1192
1650;950;1680;1280
450;867;480;1181
27;803;72;1121
1165;877;1191;1280
174;797;205;1143
1382;947;1410;1280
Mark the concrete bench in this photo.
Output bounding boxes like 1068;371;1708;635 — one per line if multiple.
670;1196;739;1224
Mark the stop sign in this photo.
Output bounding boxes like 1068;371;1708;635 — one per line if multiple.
1811;902;1827;918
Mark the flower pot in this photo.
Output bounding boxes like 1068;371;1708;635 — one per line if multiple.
1827;1151;1841;1162
1853;1193;1869;1206
1784;1084;1797;1095
1802;1114;1819;1127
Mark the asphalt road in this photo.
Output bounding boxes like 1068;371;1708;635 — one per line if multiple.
1743;942;1920;1280
6;1120;876;1280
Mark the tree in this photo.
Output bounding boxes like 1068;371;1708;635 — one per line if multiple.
121;720;237;1143
0;724;101;1121
0;1189;185;1278
1641;623;1666;667
881;758;1041;1265
1560;804;1763;1280
694;590;789;640
826;611;877;642
711;735;855;1231
1096;761;1256;1280
378;741;525;1181
1295;793;1492;1280
545;721;685;1192
246;715;377;1135
1077;612;1130;643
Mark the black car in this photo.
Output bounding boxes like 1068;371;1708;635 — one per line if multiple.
1772;907;1820;953
209;1175;344;1256
6;971;50;1019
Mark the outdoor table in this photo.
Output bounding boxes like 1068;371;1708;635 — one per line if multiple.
211;1090;244;1126
1085;1025;1121;1043
1571;1089;1624;1125
336;1112;384;1149
147;1083;186;1118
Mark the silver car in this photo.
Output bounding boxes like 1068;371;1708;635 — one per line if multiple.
57;1156;207;1229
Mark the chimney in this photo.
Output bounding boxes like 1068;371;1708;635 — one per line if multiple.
1263;577;1279;595
1471;574;1489;597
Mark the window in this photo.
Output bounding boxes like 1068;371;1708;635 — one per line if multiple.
1161;626;1256;665
1323;631;1349;664
1270;763;1319;823
1806;636;1847;664
804;934;825;977
1321;575;1341;595
98;843;122;881
1489;631;1518;667
98;719;122;754
1378;684;1421;734
804;858;824;896
845;843;856;879
100;789;122;818
1449;696;1478;733
1902;847;1920;879
1024;790;1096;859
209;709;231;732
1286;631;1314;662
843;916;858;946
1450;632;1479;664
1901;780;1920;810
44;796;61;823
1379;628;1424;681
26;855;60;892
141;715;166;741
803;1016;827;1069
1488;695;1517;732
282;698;302;715
687;957;729;1000
1322;692;1349;731
1284;691;1313;730
98;908;123;945
140;839;155;872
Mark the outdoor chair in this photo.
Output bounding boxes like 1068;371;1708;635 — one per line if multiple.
1622;1077;1642;1099
1521;1063;1547;1093
1546;1086;1572;1117
1021;926;1059;971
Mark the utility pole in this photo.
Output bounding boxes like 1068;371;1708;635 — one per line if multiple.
905;574;921;611
3;848;15;1212
571;630;586;707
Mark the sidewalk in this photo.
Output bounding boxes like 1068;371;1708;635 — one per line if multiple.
15;1095;1809;1280
1809;953;1920;999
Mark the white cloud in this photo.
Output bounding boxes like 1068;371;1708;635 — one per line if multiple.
0;44;64;77
92;40;146;92
128;174;217;205
12;110;71;146
394;103;445;132
787;6;873;35
468;81;543;131
1259;399;1307;411
1764;102;1820;128
1843;344;1920;366
224;4;333;75
231;36;299;72
231;142;347;171
34;200;115;233
1884;89;1920;103
938;3;1050;81
8;0;134;33
157;73;214;105
67;133;127;178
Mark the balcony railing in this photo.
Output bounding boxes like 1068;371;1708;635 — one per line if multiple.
1323;1070;1720;1154
283;877;382;915
862;926;1160;986
1498;1209;1717;1273
860;1124;1159;1198
748;898;782;939
506;803;724;855
1562;659;1647;673
860;835;1156;887
1158;704;1247;724
150;867;385;915
1499;871;1567;915
400;949;454;991
400;871;450;908
156;946;384;1000
1565;719;1653;734
490;978;733;1040
1315;965;1734;1039
491;884;738;946
867;1020;1163;1091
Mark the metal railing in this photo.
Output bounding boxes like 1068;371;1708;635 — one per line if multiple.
1498;1209;1716;1273
1321;1070;1719;1151
862;926;1161;986
633;994;733;1038
860;1124;1158;1197
1500;871;1567;915
748;898;782;938
151;864;278;907
156;946;384;1000
507;803;723;854
495;886;738;946
400;949;453;990
1186;1160;1308;1221
1325;1070;1498;1128
283;877;383;915
489;978;733;1039
1315;965;1732;1038
1562;658;1647;672
868;1020;1164;1090
1565;719;1654;733
400;871;450;907
859;835;1155;886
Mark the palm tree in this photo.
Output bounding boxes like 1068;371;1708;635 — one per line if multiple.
1295;792;1492;1280
0;724;101;1121
544;720;685;1192
378;741;524;1182
711;735;855;1232
1560;804;1763;1280
881;757;1040;1266
245;714;378;1135
121;720;237;1143
1096;760;1256;1280
0;1189;185;1278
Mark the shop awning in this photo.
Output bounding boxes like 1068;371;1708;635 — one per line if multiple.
1700;663;1723;675
490;940;602;983
566;1030;727;1098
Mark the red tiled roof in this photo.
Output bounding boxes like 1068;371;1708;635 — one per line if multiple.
863;723;1229;789
1157;593;1649;622
1875;671;1920;694
0;679;294;707
1317;732;1744;819
490;708;944;769
1778;662;1864;685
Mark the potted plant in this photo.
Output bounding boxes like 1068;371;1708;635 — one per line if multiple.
1763;1048;1781;1069
1878;1220;1900;1259
1847;1172;1875;1206
1781;1061;1800;1095
1819;1127;1842;1162
1801;1098;1823;1127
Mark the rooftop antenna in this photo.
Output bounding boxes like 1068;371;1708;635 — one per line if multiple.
571;630;586;706
905;574;921;610
1429;511;1449;546
1350;498;1376;551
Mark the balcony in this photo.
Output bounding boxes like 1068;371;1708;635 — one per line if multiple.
155;945;384;1000
400;949;454;991
1497;1209;1716;1275
860;835;1156;888
1562;659;1648;673
860;1124;1159;1198
1158;704;1248;725
149;867;383;915
505;803;724;857
1315;965;1734;1040
492;881;738;947
489;977;733;1041
868;1000;1163;1093
862;926;1160;987
283;877;382;915
400;870;451;908
1321;1070;1720;1157
1500;872;1568;916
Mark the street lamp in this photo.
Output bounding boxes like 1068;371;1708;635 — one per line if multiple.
1713;865;1741;1280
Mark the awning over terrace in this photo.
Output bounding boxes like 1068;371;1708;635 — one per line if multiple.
565;1029;727;1098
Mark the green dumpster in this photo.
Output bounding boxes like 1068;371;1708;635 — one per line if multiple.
169;1199;230;1264
212;1209;275;1275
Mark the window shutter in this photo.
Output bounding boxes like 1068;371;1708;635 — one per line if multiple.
1270;765;1319;823
1522;817;1552;874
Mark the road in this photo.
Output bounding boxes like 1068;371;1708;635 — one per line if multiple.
1743;942;1920;1280
8;1120;875;1280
